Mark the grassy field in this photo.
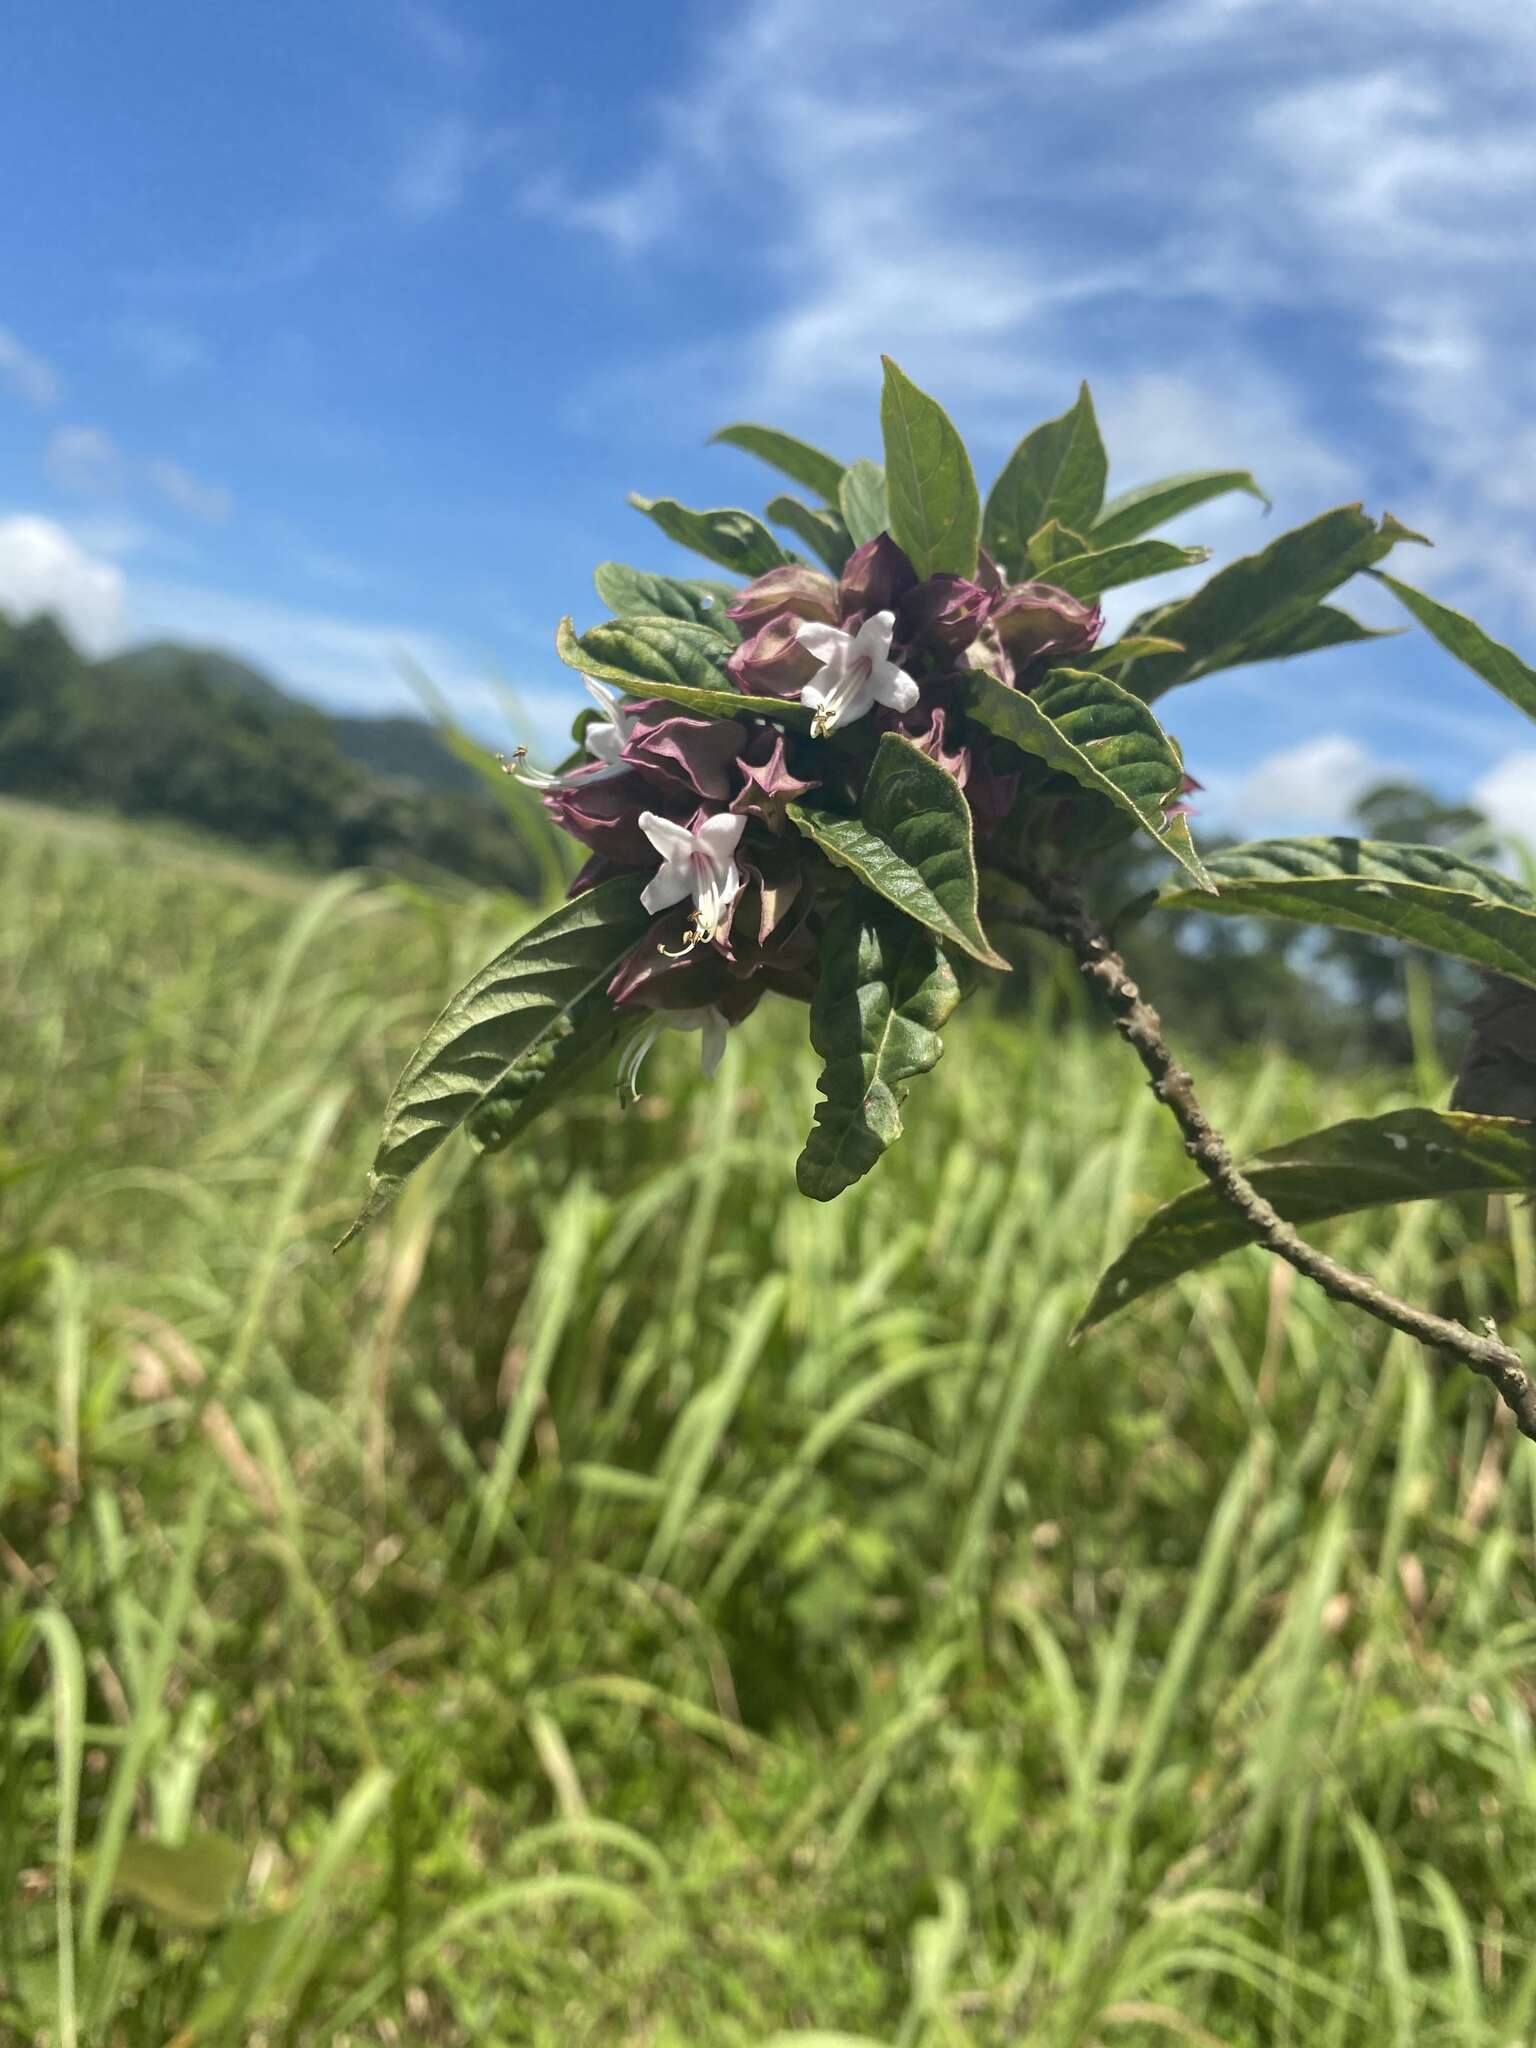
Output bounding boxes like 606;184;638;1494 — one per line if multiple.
4;794;1536;2047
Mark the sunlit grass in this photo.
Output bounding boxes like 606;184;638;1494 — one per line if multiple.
4;795;1536;2046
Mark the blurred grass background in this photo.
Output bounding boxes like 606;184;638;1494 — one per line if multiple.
4;794;1536;2048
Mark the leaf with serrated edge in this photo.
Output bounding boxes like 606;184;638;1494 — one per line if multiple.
710;422;846;505
880;357;981;580
1092;468;1270;547
1160;837;1536;989
593;563;740;638
339;877;654;1243
798;895;961;1200
984;384;1107;574
1044;539;1210;601
557;616;813;730
961;668;1213;890
788;735;1007;968
839;458;889;547
1080;1110;1536;1330
1376;574;1536;728
627;494;789;577
766;493;854;573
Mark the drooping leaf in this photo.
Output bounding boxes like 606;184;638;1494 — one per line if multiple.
710;422;846;505
797;894;961;1200
961;667;1213;889
1042;538;1210;601
467;993;635;1153
1026;520;1090;572
1158;838;1536;989
1080;1109;1536;1330
983;384;1108;574
1376;574;1536;729
1092;468;1270;547
340;878;654;1242
100;1834;247;1931
839;458;889;547
788;735;1007;968
766;493;855;573
880;357;981;580
593;562;741;639
1117;508;1425;702
1084;634;1187;676
557;615;814;730
628;494;789;578
1233;603;1399;666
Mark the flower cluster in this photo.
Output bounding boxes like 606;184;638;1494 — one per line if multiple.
519;533;1102;1076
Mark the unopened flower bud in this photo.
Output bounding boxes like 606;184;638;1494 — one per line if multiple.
989;581;1103;671
725;565;838;631
726;615;820;698
837;534;917;621
899;574;989;658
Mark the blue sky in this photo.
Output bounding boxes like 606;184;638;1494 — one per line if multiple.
2;0;1533;838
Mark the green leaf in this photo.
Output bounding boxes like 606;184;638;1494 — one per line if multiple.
839;458;889;547
467;993;634;1154
788;735;1007;969
593;562;741;639
1118;507;1425;702
557;615;814;730
710;422;846;505
1234;603;1399;666
766;493;854;573
1080;1109;1536;1330
983;384;1107;574
1159;837;1536;989
1026;519;1090;572
797;894;961;1200
1043;538;1210;601
961;667;1213;890
1376;574;1536;728
340;878;654;1242
1084;634;1187;677
101;1833;247;1931
880;357;981;580
1092;468;1270;547
627;494;789;578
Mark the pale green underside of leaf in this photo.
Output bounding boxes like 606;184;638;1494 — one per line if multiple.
766;493;854;573
961;668;1213;890
1160;837;1536;989
983;384;1107;574
1080;1109;1536;1330
839;458;889;547
593;562;741;638
880;357;981;581
1084;635;1187;676
1091;468;1270;547
709;422;846;505
1117;507;1425;702
628;493;789;578
788;734;1006;969
340;877;654;1243
557;615;813;730
797;895;961;1200
1044;538;1210;601
1376;573;1536;728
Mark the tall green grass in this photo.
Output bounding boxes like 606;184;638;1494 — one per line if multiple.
3;796;1536;2046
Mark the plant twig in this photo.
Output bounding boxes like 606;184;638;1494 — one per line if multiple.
1027;867;1536;1443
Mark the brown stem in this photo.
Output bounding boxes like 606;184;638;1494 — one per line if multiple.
1028;866;1536;1443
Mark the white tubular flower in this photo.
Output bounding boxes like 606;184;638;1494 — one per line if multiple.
617;1005;729;1103
795;610;919;737
638;809;746;950
504;678;634;788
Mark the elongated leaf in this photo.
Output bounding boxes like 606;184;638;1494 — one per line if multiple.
710;422;846;505
1080;1109;1536;1329
1084;634;1187;676
788;735;1006;968
798;894;961;1200
1159;837;1536;989
766;493;854;573
1044;538;1210;601
1092;468;1270;547
593;562;740;638
1376;574;1536;728
102;1834;247;1931
557;615;813;730
880;357;981;580
467;993;633;1154
961;667;1213;889
628;494;789;577
340;878;653;1241
839;458;888;547
1026;519;1090;572
984;384;1107;573
1235;603;1398;666
1118;507;1424;702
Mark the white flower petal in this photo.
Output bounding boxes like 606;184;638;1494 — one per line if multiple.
693;810;747;860
641;866;693;914
699;1009;728;1076
795;621;848;662
874;667;920;713
638;811;697;863
855;611;897;659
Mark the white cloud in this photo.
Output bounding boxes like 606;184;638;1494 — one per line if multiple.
396;0;484;79
46;426;127;498
0;325;61;408
147;460;233;525
0;516;127;653
1220;735;1383;834
1473;756;1536;851
116;317;209;379
392;115;477;221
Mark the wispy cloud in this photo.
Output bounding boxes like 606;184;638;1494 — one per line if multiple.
395;0;485;81
1474;756;1536;850
0;324;61;408
391;113;478;221
46;426;127;498
147;460;233;525
116;316;209;379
